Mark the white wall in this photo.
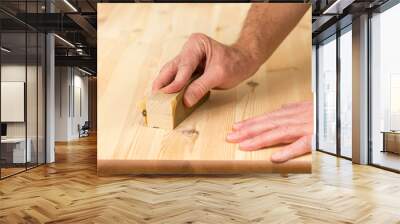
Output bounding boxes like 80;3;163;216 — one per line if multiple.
1;65;38;138
72;73;89;138
55;67;89;141
55;67;70;141
1;82;25;122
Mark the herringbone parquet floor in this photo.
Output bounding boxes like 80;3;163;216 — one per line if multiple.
1;134;399;224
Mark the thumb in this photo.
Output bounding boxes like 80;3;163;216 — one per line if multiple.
183;75;214;107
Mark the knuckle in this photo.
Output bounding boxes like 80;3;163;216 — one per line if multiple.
172;78;185;87
189;33;208;41
189;33;211;50
170;57;180;66
213;65;227;76
253;135;265;146
268;119;279;128
239;129;251;138
298;136;311;149
279;125;290;134
161;61;172;72
277;125;292;141
178;62;193;71
161;58;178;72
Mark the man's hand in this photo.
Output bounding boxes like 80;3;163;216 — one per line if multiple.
152;4;309;108
152;33;260;107
226;101;313;163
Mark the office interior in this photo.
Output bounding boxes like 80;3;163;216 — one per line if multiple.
0;0;399;222
313;0;400;172
0;0;97;179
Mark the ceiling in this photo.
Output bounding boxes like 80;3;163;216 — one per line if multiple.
311;0;391;43
1;0;396;74
0;0;98;73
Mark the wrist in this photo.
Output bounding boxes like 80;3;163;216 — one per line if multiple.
231;40;264;73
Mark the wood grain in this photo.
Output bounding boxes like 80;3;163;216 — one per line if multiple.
146;75;210;130
97;3;312;175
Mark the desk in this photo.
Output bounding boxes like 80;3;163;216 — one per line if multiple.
1;138;31;164
382;131;400;155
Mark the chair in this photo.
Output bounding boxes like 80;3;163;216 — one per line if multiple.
79;121;90;138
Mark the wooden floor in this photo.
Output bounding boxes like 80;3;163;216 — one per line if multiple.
0;135;400;224
372;150;400;171
1;167;26;178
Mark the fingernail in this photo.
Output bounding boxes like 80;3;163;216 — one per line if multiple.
184;93;196;107
226;132;238;142
232;123;241;130
270;153;280;162
271;152;285;163
183;97;194;107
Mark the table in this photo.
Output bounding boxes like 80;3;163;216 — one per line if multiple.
98;3;312;175
381;131;400;154
1;138;32;164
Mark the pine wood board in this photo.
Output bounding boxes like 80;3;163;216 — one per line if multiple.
97;3;312;175
145;74;211;130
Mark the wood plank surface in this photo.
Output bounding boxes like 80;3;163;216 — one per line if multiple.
145;75;211;130
97;3;312;175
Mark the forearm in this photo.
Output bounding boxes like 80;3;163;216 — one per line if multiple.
232;3;309;69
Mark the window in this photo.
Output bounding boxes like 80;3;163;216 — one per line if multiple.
1;30;28;178
317;35;337;154
0;1;46;179
339;27;352;158
370;2;400;171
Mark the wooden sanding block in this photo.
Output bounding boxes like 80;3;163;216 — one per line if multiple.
139;77;210;130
